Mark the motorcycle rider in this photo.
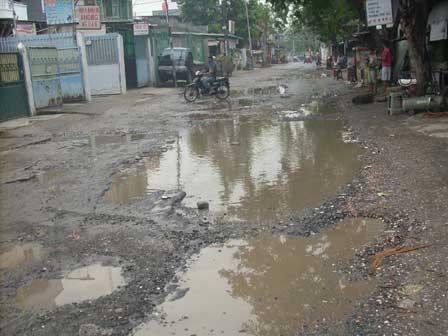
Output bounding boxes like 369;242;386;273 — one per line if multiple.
201;56;217;93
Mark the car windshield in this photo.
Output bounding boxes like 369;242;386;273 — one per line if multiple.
161;49;184;59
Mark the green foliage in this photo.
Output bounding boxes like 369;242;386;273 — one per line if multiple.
269;0;359;42
284;26;320;54
179;0;275;45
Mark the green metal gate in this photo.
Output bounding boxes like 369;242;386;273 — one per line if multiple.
0;53;29;122
179;33;206;63
150;30;170;83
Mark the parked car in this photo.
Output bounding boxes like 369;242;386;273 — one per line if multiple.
158;48;202;84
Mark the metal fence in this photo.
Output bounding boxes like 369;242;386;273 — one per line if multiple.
85;34;119;65
0;33;76;53
0;53;21;82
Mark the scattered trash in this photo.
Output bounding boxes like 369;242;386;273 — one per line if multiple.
71;230;81;241
400;284;424;296
397;298;416;310
197;201;209;210
377;192;388;197
369;244;432;275
321;73;328;78
278;84;288;95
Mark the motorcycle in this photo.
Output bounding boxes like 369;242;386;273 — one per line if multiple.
183;71;230;102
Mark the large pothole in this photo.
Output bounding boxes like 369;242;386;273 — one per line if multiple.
132;217;383;335
105;117;363;221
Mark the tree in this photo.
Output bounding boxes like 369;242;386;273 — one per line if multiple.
179;0;274;46
269;0;359;42
398;0;435;95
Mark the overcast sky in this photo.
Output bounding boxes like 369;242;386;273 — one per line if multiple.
133;0;179;17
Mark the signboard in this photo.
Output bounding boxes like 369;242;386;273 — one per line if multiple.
366;0;393;27
16;23;36;35
134;23;149;36
44;0;74;25
77;6;100;29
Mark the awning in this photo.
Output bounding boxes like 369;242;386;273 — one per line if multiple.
428;1;448;41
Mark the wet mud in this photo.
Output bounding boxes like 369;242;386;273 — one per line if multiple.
105;118;362;221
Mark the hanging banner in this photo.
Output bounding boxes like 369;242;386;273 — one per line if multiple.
77;6;101;29
44;0;74;25
16;23;36;35
366;0;393;27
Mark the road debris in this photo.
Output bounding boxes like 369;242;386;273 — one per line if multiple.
369;244;432;275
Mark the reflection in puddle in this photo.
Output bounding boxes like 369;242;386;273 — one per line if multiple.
105;118;362;220
0;243;47;269
16;264;125;311
133;218;383;336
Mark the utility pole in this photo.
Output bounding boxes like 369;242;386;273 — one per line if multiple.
219;0;228;55
244;0;253;69
164;0;177;87
72;0;77;43
263;15;268;66
9;0;17;36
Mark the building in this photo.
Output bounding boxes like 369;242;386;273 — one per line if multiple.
0;0;28;37
133;0;178;17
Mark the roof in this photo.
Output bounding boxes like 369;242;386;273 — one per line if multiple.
172;32;243;40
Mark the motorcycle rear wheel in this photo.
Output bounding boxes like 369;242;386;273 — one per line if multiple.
184;86;199;102
215;84;230;100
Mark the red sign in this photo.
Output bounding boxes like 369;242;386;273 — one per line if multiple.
77;6;101;29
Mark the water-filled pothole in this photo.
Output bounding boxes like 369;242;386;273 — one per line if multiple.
0;243;47;269
105;118;363;220
16;263;125;311
132;217;383;335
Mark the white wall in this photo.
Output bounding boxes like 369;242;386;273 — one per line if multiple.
0;1;27;20
89;64;121;95
133;0;178;17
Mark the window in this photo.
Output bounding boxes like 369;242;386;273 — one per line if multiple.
103;0;119;18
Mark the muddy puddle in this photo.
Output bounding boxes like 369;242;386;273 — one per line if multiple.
16;263;125;311
105;118;362;220
132;217;383;336
0;243;47;269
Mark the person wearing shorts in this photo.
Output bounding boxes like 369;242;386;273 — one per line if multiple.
381;42;392;93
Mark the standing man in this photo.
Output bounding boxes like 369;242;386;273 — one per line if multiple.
381;41;392;94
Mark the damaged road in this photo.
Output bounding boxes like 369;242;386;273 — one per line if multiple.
1;63;447;336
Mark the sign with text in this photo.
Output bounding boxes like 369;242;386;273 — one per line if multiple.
16;23;36;35
134;23;149;36
44;0;74;25
77;6;101;29
366;0;393;27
